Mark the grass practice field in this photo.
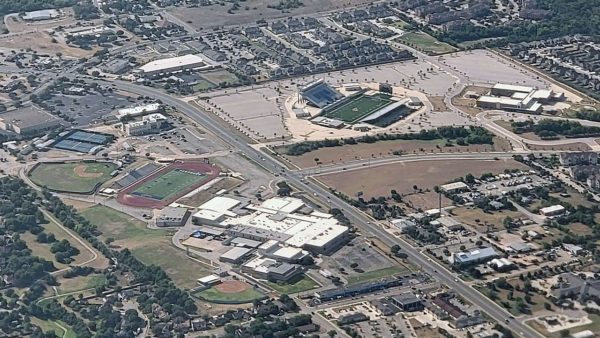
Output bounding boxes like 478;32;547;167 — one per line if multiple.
321;93;393;123
29;162;117;194
132;169;206;200
81;205;211;288
266;274;319;294
397;31;458;55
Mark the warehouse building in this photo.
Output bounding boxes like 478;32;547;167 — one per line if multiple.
540;205;566;217
0;106;63;137
451;247;498;266
156;206;189;227
22;9;61;21
137;54;206;76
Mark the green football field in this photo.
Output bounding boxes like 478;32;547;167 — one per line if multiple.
132;169;206;200
321;93;393;123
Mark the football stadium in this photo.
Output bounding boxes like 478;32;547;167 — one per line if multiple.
300;79;419;128
116;161;220;208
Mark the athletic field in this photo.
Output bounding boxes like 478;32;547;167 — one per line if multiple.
29;161;117;194
321;93;393;123
131;169;206;200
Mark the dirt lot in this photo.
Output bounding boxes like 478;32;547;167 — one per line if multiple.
284;137;512;168
169;0;374;29
451;85;489;116
404;191;453;210
427;96;448;111
318;158;528;201
0;31;96;57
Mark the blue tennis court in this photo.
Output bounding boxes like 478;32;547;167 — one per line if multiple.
53;139;98;153
67;130;112;145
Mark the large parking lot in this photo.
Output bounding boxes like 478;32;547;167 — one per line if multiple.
440;50;549;88
50;90;135;126
200;86;290;141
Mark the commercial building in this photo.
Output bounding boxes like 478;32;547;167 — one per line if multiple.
314;276;404;302
241;256;302;282
476;83;564;114
539;205;566;217
23;9;60;21
436;217;463;231
137;54;206;76
390;293;424;312
124;113;168;136
430;293;484;329
0;106;63;137
116;103;161;120
440;181;469;193
451;247;498;266
219;247;254;264
192;196;245;226
156;206;189;227
223;197;349;255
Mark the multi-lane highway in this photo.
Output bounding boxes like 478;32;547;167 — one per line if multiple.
87;77;542;338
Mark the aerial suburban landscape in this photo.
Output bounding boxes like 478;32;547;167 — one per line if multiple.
0;0;599;338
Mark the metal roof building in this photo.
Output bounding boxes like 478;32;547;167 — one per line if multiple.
138;54;206;76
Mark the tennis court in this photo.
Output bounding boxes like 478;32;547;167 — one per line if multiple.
67;130;112;144
52;130;113;153
320;93;393;123
131;169;206;201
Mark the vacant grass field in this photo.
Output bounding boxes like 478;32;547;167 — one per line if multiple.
21;218;99;269
321;93;392;123
283;137;511;168
194;286;264;303
319;158;528;201
194;79;216;91
81;205;211;289
397;32;458;55
132;169;206;200
57;274;106;295
31;318;77;338
451;206;526;233
29;162;117;193
265;274;319;294
201;69;239;85
346;266;407;285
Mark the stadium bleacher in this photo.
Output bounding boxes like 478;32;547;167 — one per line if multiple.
115;163;162;188
300;79;343;108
